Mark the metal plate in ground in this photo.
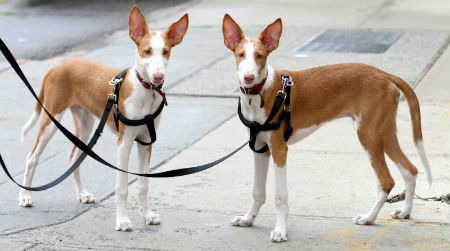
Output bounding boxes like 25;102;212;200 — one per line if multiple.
296;29;403;53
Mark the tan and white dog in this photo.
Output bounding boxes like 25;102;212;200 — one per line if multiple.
18;5;188;231
222;14;432;242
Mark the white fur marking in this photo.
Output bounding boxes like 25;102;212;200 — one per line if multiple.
416;140;432;186
272;165;288;242
391;163;416;219
136;32;168;84
353;113;362;130
21;111;40;143
287;124;321;145
353;191;388;225
238;38;267;86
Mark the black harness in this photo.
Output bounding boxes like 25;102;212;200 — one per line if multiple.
110;70;166;146
238;74;294;153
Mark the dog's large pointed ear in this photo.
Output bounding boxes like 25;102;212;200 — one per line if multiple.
222;14;244;51
129;5;149;45
259;18;282;52
165;14;189;47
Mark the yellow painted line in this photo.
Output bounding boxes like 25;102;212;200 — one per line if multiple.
350;219;399;251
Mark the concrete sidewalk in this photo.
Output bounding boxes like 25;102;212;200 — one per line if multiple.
1;0;449;250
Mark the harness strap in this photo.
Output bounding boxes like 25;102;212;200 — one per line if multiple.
238;74;294;153
113;101;164;145
281;74;293;141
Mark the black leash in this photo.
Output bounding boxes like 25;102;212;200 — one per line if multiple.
0;38;251;191
238;74;294;153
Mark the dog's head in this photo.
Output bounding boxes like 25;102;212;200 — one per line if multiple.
222;14;282;87
129;5;188;85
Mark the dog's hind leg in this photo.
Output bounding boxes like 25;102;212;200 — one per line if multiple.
69;105;95;204
384;130;418;219
353;128;395;225
137;143;160;225
18;112;64;207
231;150;270;227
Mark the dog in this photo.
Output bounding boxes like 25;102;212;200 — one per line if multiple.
222;14;432;242
18;5;188;231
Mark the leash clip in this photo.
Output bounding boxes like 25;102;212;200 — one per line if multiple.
281;74;293;87
109;77;123;86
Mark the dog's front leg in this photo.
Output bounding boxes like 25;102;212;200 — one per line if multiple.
115;139;133;231
137;143;160;225
231;151;270;227
270;141;288;242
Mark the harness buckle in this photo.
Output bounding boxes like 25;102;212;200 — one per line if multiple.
277;90;287;99
108;93;117;103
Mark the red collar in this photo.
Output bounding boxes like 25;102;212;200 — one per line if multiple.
135;70;168;106
135;70;164;90
239;77;267;95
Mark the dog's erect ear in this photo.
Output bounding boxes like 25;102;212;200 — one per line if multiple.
129;4;149;44
165;14;189;47
259;18;282;52
222;14;244;51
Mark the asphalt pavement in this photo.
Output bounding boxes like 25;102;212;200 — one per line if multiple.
0;0;449;250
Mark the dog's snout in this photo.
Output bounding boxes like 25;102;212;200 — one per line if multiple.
153;72;164;82
244;73;255;83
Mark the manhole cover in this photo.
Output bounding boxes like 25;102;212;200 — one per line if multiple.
296;29;403;53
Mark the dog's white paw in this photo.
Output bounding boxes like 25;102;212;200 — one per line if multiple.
352;214;374;225
78;192;96;204
271;229;288;242
391;208;410;219
18;194;33;207
115;217;133;232
231;215;253;227
144;212;161;225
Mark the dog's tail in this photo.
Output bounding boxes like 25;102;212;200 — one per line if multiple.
21;71;48;143
390;75;432;187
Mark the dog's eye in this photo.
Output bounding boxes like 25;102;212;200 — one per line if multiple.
162;48;169;56
238;52;245;58
144;48;152;56
255;53;263;59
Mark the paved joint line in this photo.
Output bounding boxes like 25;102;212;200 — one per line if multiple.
351;219;399;251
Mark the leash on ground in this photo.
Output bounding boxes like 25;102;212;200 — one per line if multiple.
386;191;450;205
0;38;252;191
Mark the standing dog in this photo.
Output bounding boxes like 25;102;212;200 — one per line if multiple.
222;14;432;242
19;5;188;231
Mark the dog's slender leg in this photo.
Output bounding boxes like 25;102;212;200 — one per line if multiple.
231;151;270;227
270;140;288;242
353;130;394;225
136;143;160;225
18;113;64;207
384;132;418;219
115;138;133;231
69;106;95;204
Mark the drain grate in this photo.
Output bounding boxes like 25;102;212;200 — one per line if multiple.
296;29;403;54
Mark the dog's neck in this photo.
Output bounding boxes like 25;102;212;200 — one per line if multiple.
240;65;275;112
239;65;275;96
